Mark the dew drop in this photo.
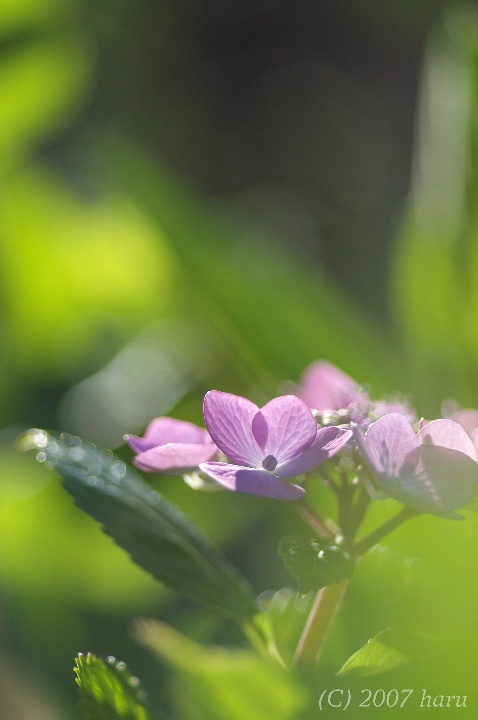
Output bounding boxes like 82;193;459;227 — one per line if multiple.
116;661;127;672
36;451;46;463
106;656;116;664
31;429;49;448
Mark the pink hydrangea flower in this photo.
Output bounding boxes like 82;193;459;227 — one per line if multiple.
200;391;352;500
298;359;416;425
125;417;217;474
352;413;478;518
449;408;478;451
297;360;366;412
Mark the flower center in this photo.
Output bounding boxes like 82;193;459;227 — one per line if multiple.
262;454;278;472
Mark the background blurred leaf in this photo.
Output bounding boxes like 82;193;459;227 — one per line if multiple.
108;139;400;394
0;0;73;36
30;430;257;618
135;618;308;720
75;653;150;720
393;5;478;411
0;35;92;169
0;167;177;381
254;588;314;668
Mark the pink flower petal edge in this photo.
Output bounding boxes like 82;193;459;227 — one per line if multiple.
134;443;218;474
199;462;305;500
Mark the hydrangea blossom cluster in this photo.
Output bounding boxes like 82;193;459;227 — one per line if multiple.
125;360;478;519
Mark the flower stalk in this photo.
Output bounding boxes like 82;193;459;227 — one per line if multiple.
293;578;349;666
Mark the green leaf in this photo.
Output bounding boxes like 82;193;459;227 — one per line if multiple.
392;6;478;409
75;653;150;720
338;628;411;677
0;36;92;169
254;588;314;668
25;429;256;618
135;618;308;720
278;535;354;596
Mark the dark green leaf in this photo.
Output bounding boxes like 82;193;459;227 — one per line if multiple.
27;429;256;618
278;534;354;595
75;653;150;720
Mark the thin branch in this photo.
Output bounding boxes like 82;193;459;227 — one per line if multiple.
346;485;371;541
298;502;336;539
354;506;419;557
293;579;349;666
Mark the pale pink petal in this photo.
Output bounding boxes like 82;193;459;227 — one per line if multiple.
125;417;211;454
400;445;478;515
199;462;305;500
251;395;317;464
298;360;364;411
418;419;478;460
134;443;218;474
351;422;384;477
365;414;420;479
372;399;417;423
203;391;263;466
276;426;352;478
452;409;478;437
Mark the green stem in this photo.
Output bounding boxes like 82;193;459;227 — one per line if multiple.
292;578;349;666
347;485;371;542
298;501;336;539
354;506;419;557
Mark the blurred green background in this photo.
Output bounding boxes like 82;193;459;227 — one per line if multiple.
2;0;478;717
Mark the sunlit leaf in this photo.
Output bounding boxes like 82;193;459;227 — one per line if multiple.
254;588;314;668
0;167;176;378
135;618;308;720
0;0;73;36
0;35;92;168
338;628;412;677
75;653;150;720
26;429;257;618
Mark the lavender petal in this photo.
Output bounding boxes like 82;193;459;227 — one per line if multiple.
251;395;317;463
418;419;478;460
199;462;305;500
364;414;420;480
275;426;352;478
203;391;263;466
134;443;218;474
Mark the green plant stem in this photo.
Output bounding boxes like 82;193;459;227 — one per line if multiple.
298;501;336;539
354;506;419;557
347;485;371;542
292;578;349;666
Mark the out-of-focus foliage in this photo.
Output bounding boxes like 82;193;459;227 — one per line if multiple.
394;5;478;411
0;168;176;380
3;0;478;719
0;35;91;170
135;618;308;720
